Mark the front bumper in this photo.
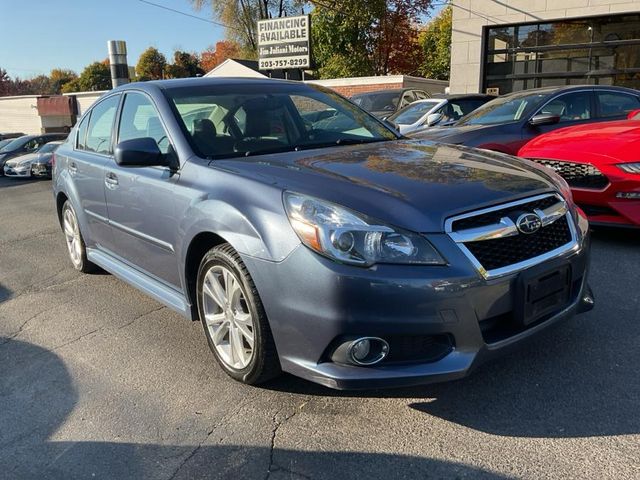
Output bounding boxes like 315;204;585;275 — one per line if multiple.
243;229;592;390
3;165;31;177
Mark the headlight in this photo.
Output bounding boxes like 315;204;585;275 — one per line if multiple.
617;162;640;174
283;192;446;267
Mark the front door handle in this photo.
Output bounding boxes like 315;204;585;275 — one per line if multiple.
105;172;119;189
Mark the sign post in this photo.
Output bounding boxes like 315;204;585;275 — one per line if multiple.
257;14;311;75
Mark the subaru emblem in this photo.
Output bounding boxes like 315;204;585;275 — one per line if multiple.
516;213;542;235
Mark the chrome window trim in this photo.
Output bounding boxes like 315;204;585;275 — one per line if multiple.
445;193;579;280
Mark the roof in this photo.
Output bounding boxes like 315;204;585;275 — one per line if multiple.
115;76;306;94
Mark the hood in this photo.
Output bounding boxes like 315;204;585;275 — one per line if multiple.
407;123;496;142
212;140;557;232
6;153;39;167
520;120;640;162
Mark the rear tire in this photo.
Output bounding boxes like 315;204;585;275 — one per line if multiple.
197;243;281;385
61;201;96;273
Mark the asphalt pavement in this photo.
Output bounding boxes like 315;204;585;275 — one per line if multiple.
1;176;638;479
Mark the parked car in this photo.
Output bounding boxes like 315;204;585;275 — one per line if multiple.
350;88;431;119
0;132;25;141
412;86;640;155
0;133;67;175
4;141;63;178
519;109;640;228
387;94;494;134
53;78;593;389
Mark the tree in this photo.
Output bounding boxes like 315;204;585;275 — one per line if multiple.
418;6;452;80
0;68;11;96
201;41;242;72
164;50;205;78
50;69;78;94
191;0;304;55
65;61;111;92
136;47;167;81
310;0;433;78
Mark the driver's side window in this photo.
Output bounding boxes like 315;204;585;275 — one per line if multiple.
118;92;170;154
540;92;592;122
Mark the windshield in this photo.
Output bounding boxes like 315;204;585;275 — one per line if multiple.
457;92;548;126
351;92;401;112
388;100;440;124
166;83;397;159
0;139;12;150
38;142;60;154
0;136;29;152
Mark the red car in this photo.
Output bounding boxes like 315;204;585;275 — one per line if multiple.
519;110;640;228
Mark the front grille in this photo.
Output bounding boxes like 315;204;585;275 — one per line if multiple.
451;196;558;231
532;159;609;189
464;216;572;271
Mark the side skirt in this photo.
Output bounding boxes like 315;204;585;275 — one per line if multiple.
86;248;191;319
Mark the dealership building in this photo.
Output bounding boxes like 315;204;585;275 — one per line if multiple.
450;0;640;94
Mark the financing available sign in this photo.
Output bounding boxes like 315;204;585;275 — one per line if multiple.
257;14;310;70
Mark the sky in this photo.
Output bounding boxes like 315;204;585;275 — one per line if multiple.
0;0;446;79
0;0;225;78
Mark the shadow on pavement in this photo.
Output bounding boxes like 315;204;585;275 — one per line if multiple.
0;338;513;479
0;284;11;303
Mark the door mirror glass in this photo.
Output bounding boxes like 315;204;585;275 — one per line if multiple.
528;113;560;127
426;112;444;127
115;137;166;167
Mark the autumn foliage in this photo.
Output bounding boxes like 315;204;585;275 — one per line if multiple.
201;41;242;72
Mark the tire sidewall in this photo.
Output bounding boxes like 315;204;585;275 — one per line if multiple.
62;201;87;272
196;248;267;384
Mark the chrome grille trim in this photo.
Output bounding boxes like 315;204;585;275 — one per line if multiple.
445;193;580;279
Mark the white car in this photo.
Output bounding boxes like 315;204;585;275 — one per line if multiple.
387;95;494;134
3;141;61;178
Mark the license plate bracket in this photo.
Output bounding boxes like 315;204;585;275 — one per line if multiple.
516;263;572;326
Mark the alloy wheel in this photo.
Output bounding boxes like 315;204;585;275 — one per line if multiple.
63;205;82;268
201;265;255;370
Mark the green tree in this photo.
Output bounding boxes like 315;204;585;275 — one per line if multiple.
164;50;204;78
418;6;452;80
50;69;78;94
136;47;167;81
311;0;433;79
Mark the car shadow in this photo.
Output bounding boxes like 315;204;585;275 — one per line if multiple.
591;225;640;244
0;177;41;187
0;338;513;479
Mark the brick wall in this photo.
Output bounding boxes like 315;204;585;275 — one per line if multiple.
330;83;404;97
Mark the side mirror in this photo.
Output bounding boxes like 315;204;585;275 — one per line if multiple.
426;112;444;127
627;109;640;120
528;113;560;127
115;137;167;168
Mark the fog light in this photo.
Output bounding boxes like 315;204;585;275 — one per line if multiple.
347;337;389;366
616;192;640;199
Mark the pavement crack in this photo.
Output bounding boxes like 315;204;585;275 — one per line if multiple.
0;307;52;346
265;400;310;480
167;394;260;480
117;305;167;330
52;327;104;352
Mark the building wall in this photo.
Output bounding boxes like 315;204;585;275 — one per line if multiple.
308;75;448;97
0;96;42;135
450;0;640;93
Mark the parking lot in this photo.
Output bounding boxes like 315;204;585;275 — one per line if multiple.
0;176;638;479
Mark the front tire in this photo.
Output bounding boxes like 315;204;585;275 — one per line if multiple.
197;243;280;385
61;201;96;273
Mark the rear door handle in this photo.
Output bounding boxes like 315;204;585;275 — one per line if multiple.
68;162;78;174
105;172;119;189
